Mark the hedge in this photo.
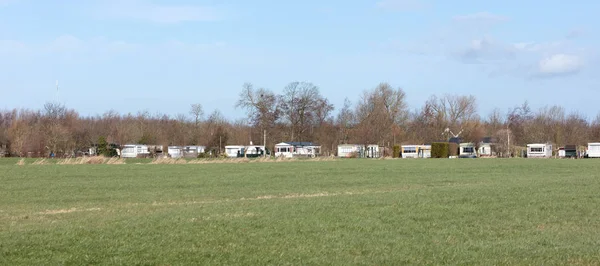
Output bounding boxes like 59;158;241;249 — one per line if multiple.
431;142;449;158
448;143;458;157
393;145;401;158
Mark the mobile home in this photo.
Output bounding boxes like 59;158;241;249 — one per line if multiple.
527;143;553;158
558;145;577;158
459;143;477;157
401;145;431;158
401;145;419;158
364;145;381;158
239;145;268;158
420;145;432;158
275;142;321;158
225;145;245;158
121;144;151;158
478;137;495;157
182;146;206;158
337;144;361;158
167;146;184;158
337;144;380;158
587;143;600;158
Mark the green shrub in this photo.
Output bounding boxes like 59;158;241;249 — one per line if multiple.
393;145;401;158
431;142;449;158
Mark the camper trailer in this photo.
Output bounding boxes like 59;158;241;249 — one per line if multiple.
225;145;245;158
558;145;577;158
167;146;184;158
183;146;206;158
459;143;477;158
587;143;600;158
238;145;267;158
337;144;380;158
527;143;553;158
275;142;320;158
121;144;151;158
401;145;431;158
337;144;362;158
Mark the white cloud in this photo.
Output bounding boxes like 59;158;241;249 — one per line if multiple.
538;54;583;76
453;12;508;22
95;0;221;24
453;36;516;64
376;0;428;11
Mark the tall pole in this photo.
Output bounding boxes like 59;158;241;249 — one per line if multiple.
55;80;59;103
507;123;510;158
263;129;267;158
219;136;222;156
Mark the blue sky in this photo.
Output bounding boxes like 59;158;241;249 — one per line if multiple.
1;0;599;120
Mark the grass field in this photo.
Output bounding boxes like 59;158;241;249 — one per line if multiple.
1;158;600;265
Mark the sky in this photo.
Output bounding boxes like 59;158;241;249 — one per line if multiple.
1;0;599;120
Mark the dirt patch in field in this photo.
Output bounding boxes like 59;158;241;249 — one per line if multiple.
29;185;436;217
190;212;257;222
39;207;101;215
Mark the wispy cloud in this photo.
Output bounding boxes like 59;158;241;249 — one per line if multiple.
94;0;222;24
453;12;509;22
383;17;594;79
452;36;516;64
375;0;428;11
537;54;583;77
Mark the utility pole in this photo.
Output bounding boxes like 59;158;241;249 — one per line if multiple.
219;136;222;156
507;123;510;158
263;129;267;157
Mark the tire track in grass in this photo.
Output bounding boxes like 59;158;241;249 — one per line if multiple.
31;182;489;216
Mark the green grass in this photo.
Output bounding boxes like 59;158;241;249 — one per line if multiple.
1;158;600;265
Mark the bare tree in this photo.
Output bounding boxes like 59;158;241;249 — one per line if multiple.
354;83;409;149
426;94;478;130
507;101;533;146
236;83;280;144
279;81;329;142
336;98;355;144
485;108;504;136
189;104;204;127
562;112;588;146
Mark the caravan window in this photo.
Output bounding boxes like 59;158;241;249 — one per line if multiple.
463;147;474;153
530;147;543;153
404;147;416;153
340;147;353;153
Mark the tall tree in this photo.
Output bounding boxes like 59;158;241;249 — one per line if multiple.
236;83;280;144
279;81;329;142
354;83;408;148
336;98;355;144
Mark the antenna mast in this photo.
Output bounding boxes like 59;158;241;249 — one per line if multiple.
55;80;60;103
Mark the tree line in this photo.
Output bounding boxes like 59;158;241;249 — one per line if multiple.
1;82;600;157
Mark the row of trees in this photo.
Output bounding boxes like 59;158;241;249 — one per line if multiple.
1;81;600;157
